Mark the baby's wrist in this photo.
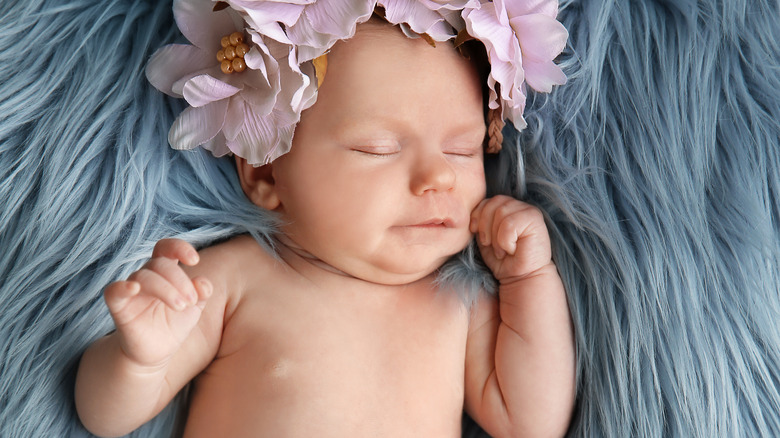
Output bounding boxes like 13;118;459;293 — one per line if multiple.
112;334;172;376
495;261;559;287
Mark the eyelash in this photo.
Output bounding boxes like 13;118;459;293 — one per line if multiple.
350;147;482;158
445;151;479;158
351;147;399;157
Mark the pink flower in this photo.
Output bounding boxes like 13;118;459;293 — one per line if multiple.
145;0;317;165
229;0;376;62
220;1;313;47
378;0;462;41
374;0;487;41
464;0;567;128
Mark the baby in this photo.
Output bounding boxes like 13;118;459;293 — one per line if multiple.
75;5;575;438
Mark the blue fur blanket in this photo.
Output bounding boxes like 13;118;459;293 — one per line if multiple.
1;0;779;436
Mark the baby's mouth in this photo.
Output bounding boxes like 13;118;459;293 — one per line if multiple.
406;218;456;228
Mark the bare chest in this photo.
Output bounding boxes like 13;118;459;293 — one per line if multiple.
184;279;469;437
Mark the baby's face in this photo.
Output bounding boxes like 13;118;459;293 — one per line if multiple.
271;22;487;285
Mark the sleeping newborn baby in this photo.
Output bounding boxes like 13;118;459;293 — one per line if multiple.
76;5;575;437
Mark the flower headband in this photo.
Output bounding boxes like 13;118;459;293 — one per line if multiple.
146;0;568;166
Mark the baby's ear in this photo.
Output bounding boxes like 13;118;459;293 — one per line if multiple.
235;157;281;210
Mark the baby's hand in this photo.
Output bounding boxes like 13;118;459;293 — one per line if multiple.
104;239;212;369
470;195;553;282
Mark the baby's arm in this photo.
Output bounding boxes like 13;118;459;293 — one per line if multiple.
75;239;226;437
465;196;575;437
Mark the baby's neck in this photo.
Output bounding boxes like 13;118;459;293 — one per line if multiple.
271;235;450;312
275;234;357;279
273;234;439;293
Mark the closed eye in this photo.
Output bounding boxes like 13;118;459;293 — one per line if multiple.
446;151;479;158
351;145;400;156
444;147;482;158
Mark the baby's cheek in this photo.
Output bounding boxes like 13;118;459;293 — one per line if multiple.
467;190;487;217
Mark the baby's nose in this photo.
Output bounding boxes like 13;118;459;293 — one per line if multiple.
410;153;456;195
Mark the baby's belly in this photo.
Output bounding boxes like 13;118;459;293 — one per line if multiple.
182;330;466;437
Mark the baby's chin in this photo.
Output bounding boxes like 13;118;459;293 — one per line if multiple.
351;266;440;287
336;247;467;287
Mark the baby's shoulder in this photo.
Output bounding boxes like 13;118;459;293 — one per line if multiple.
189;234;279;298
197;233;269;257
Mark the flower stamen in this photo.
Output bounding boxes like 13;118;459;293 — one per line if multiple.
217;31;249;74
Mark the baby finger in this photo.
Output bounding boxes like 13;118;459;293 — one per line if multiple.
495;215;523;257
499;207;552;273
490;202;528;255
104;281;141;316
144;257;199;305
151;238;199;266
470;199;490;234
191;276;213;306
475;198;511;247
129;268;192;311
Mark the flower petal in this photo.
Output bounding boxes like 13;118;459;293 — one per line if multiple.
202;132;231;157
418;0;479;10
503;0;558;18
222;95;246;141
146;44;215;97
264;123;296;163
286;13;338;62
168;100;229;150
464;3;516;62
238;0;314;5
240;44;281;113
438;8;466;31
523;59;566;92
229;0;304;43
282;48;317;112
174;0;242;50
511;14;568;61
303;0;374;37
380;0;454;40
240;77;280;115
171;64;224;96
242;46;273;88
183;75;242;107
228;106;297;165
489;56;523;104
251;20;293;44
505;0;559;19
229;0;306;26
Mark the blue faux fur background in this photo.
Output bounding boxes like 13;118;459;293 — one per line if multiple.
1;0;779;437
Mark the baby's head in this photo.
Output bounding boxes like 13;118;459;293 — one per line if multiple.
237;18;488;284
146;1;568;283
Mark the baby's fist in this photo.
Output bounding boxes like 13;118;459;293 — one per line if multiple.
470;196;553;282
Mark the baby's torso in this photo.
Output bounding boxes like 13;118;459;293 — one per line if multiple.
182;238;470;437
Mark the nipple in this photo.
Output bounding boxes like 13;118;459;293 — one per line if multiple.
216;32;249;74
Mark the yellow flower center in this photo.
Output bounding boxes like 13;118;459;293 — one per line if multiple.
216;32;249;74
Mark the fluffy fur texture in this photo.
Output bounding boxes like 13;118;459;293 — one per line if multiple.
1;0;778;437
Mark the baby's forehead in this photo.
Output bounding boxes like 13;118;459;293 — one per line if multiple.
295;26;486;136
322;21;484;101
333;18;471;64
